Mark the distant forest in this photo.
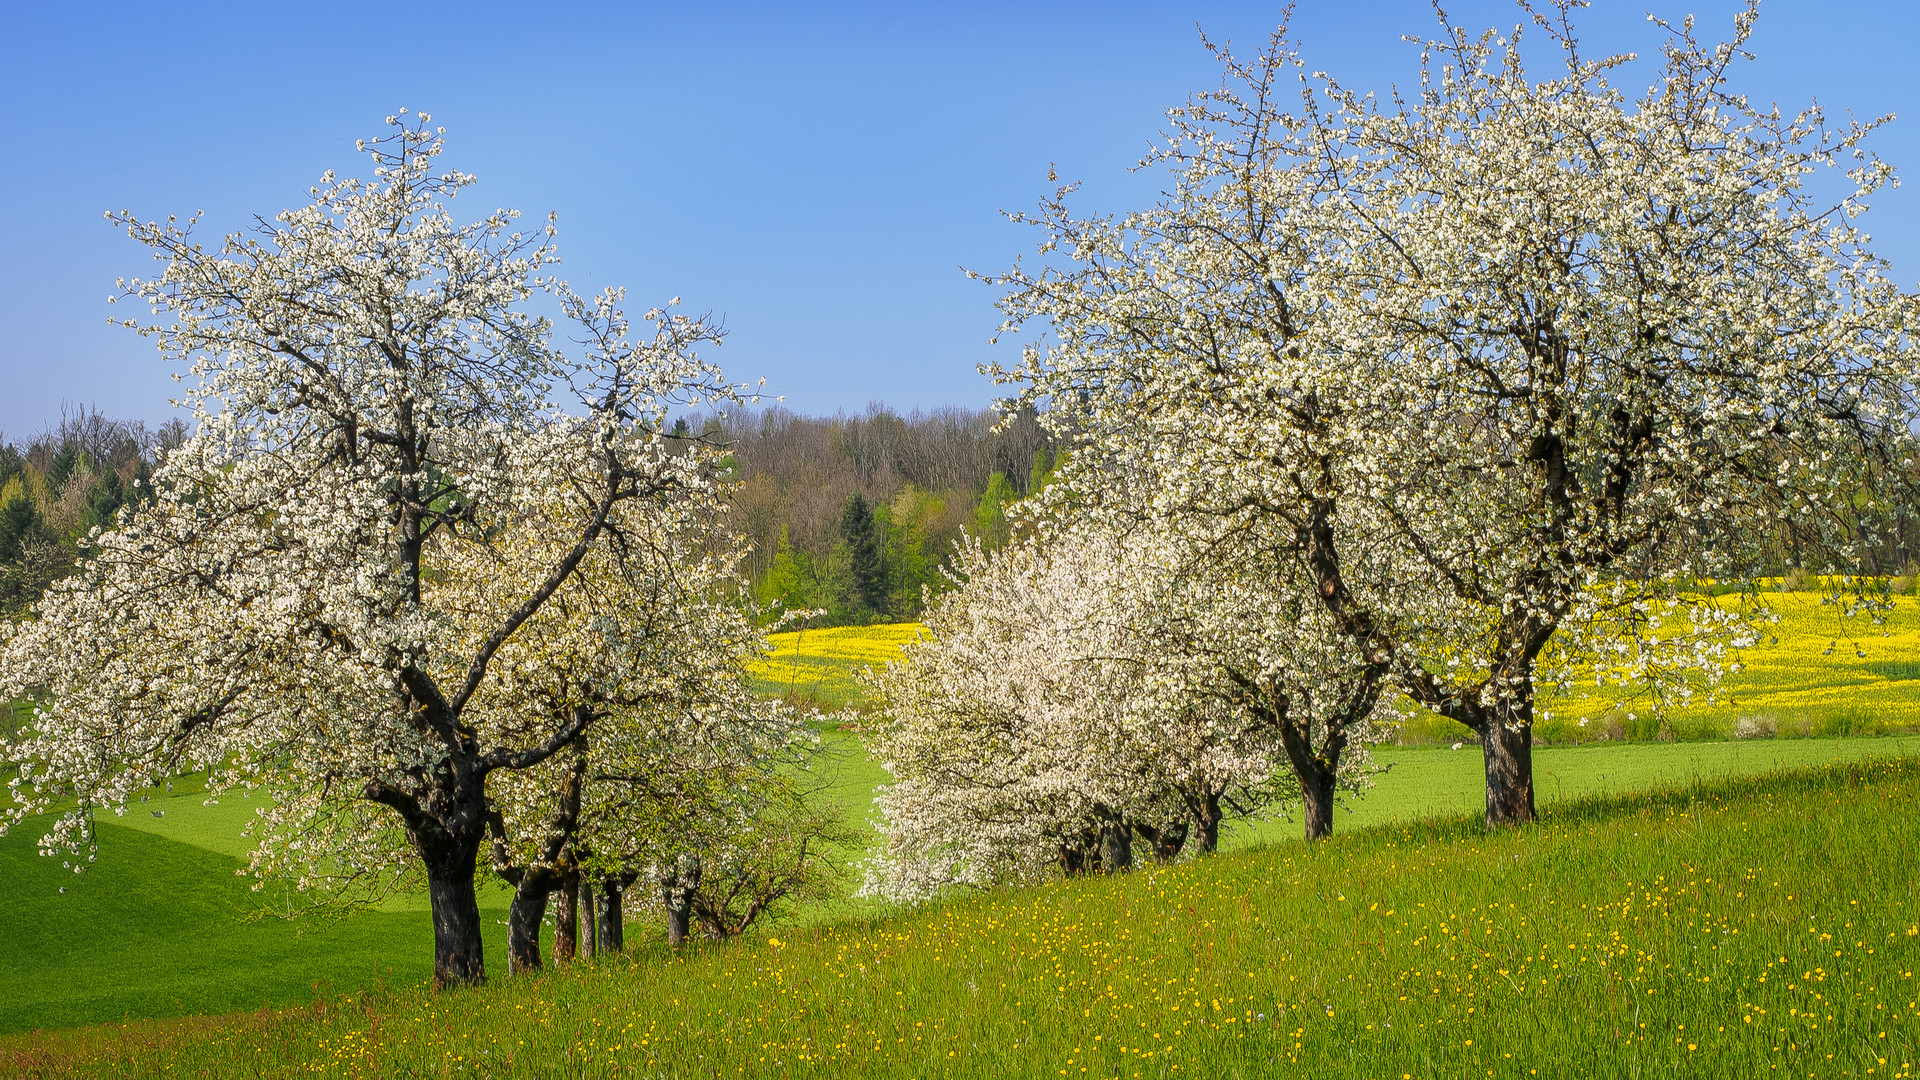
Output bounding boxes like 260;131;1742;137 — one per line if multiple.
0;404;1049;626
0;409;182;619
682;405;1057;625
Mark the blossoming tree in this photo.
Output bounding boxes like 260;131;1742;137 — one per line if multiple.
992;4;1919;826
862;521;1383;902
0;113;754;987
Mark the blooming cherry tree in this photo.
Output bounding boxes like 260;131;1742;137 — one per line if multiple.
861;521;1381;902
992;5;1919;826
0;113;752;987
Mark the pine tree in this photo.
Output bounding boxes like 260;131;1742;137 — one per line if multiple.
838;493;886;619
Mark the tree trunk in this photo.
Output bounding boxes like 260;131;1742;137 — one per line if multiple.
505;872;554;974
661;857;701;948
1058;842;1088;875
1300;765;1336;841
584;879;599;958
422;837;487;988
555;870;580;962
1275;695;1347;841
1480;717;1537;827
1098;813;1133;874
596;877;627;954
1133;819;1189;863
1192;790;1222;854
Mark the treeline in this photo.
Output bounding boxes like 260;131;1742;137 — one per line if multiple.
685;405;1056;625
0;409;182;618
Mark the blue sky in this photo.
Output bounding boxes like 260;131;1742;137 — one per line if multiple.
1;1;1913;437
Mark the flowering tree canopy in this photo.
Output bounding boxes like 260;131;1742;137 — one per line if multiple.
991;3;1919;826
862;522;1385;903
0;112;756;987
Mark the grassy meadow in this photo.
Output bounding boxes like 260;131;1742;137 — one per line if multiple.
6;755;1918;1078
2;590;1920;1071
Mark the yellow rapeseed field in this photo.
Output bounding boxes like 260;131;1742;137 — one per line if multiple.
749;623;925;707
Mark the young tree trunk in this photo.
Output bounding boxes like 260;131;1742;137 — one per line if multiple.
596;876;627;953
505;872;555;974
555;870;580;962
1479;716;1537;827
421;835;487;988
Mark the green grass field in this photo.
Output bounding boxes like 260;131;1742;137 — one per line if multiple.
8;755;1917;1078
3;600;1919;1058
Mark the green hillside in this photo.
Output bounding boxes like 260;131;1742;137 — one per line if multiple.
7;755;1916;1078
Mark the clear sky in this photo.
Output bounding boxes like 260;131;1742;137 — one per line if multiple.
1;1;1913;438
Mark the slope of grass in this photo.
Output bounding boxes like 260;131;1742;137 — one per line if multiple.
0;820;447;1034
9;755;1916;1079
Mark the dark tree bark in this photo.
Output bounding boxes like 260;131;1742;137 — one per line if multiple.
1058;841;1089;875
1478;713;1537;826
555;867;580;962
1097;809;1133;873
369;771;492;989
505;873;554;974
489;753;585;974
1133;819;1189;863
419;829;486;988
1273;696;1348;842
595;874;633;953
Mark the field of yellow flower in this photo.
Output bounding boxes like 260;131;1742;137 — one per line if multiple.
1397;590;1920;745
753;592;1920;738
748;623;924;707
11;753;1916;1079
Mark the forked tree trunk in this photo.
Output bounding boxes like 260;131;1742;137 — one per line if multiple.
1480;717;1537;826
420;834;487;988
1280;734;1340;841
1134;819;1189;863
555;870;580;962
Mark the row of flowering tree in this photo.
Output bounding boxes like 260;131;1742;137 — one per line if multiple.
0;114;830;988
957;1;1919;841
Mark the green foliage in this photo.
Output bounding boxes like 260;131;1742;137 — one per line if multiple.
971;470;1015;547
755;526;819;616
835;493;885;620
0;410;162;618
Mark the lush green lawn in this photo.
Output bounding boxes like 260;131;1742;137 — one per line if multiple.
8;755;1917;1078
